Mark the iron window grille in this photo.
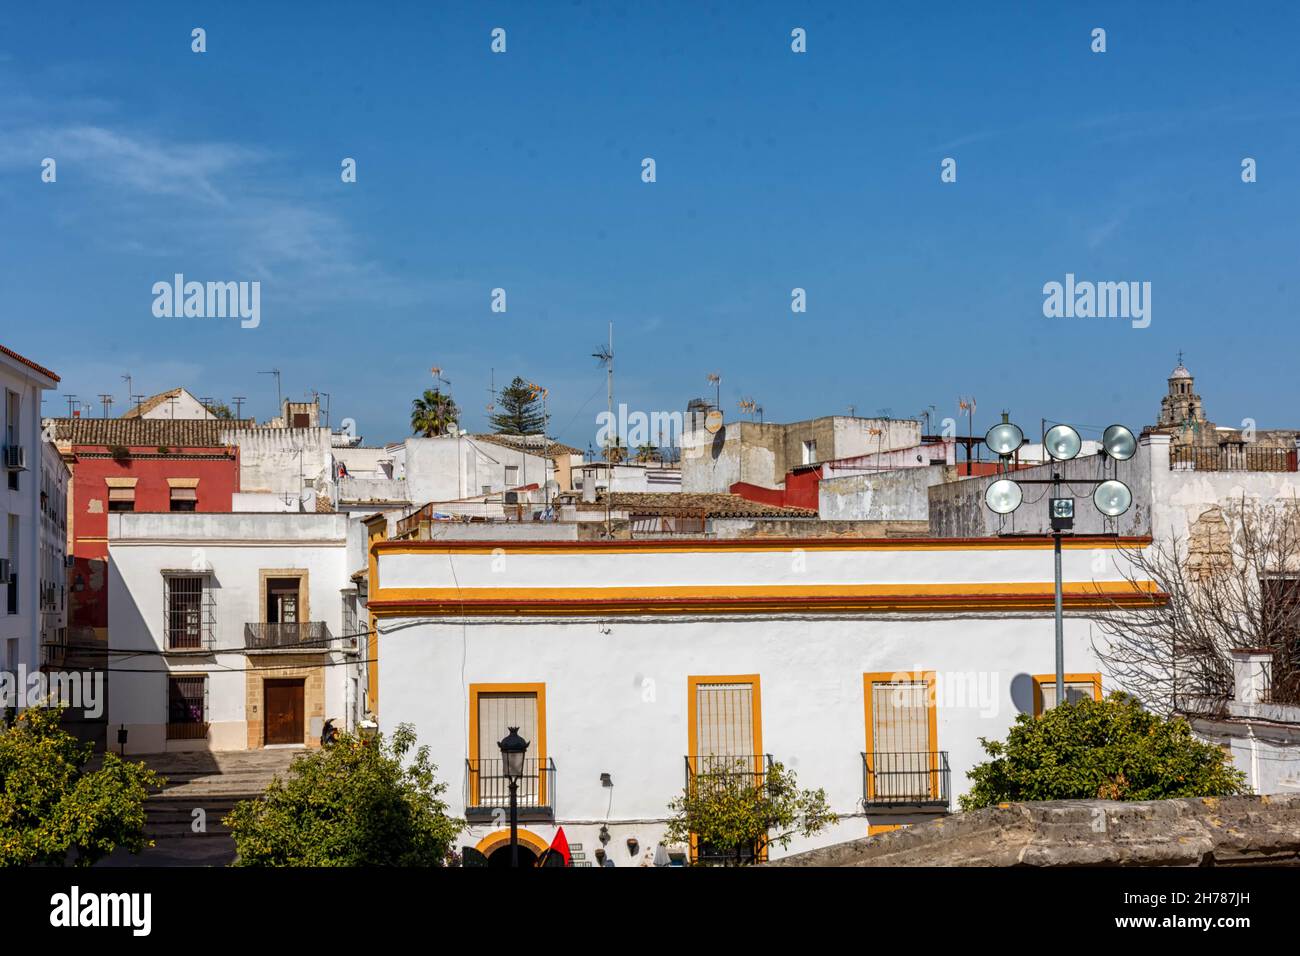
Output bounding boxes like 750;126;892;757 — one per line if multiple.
167;675;209;739
163;573;215;650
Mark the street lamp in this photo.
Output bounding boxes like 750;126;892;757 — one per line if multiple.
980;416;1134;711
498;726;530;868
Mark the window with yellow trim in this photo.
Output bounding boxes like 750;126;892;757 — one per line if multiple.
686;675;765;863
863;672;941;802
1032;673;1102;716
467;683;548;812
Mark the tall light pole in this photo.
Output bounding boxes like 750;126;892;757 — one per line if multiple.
983;417;1137;708
498;726;529;868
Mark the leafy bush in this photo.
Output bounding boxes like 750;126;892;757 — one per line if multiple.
960;693;1248;811
664;759;835;865
225;724;461;866
0;707;161;866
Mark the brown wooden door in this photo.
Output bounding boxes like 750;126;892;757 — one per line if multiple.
264;679;304;745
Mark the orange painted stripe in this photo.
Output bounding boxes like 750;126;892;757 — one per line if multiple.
368;586;1166;618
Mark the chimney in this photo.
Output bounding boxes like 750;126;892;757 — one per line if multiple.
1231;649;1272;705
582;467;596;503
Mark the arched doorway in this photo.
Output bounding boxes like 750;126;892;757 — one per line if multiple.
472;828;551;868
487;844;539;867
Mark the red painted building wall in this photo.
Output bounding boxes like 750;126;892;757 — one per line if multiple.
69;445;240;630
730;465;822;512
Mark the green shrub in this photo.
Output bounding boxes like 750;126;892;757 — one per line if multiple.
225;724;461;866
0;707;161;866
960;692;1248;811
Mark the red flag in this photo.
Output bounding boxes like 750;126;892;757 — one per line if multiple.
541;827;572;867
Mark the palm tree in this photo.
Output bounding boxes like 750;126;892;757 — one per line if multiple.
410;389;459;437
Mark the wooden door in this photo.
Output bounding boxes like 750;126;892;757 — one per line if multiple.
264;679;304;745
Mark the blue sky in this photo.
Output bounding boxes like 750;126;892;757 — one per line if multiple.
3;1;1299;449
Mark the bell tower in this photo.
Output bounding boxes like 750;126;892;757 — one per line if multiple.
1157;355;1213;443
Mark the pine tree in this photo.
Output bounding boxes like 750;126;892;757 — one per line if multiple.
490;377;546;435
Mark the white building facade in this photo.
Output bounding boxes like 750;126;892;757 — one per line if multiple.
107;512;362;753
369;535;1154;864
1;345;61;676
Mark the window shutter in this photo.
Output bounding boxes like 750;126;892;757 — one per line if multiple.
695;682;754;767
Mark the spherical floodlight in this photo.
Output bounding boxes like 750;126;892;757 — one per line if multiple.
985;478;1023;515
1102;424;1137;461
1044;424;1082;461
1093;479;1133;517
985;422;1024;457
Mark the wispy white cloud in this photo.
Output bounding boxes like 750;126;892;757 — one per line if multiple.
0;116;438;310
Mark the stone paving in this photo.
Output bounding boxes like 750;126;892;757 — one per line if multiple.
98;748;304;867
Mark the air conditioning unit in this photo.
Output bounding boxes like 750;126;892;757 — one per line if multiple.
0;559;11;585
3;445;25;470
503;491;520;504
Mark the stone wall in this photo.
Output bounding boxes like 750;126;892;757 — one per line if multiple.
766;795;1300;866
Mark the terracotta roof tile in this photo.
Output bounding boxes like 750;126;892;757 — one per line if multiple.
0;344;59;383
51;417;258;447
472;433;584;459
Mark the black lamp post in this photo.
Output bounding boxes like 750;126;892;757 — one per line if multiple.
497;726;529;868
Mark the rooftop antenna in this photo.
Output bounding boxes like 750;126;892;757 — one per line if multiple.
593;324;614;536
130;394;146;415
64;394;78;417
120;374;132;410
430;366;451;388
319;391;331;429
231;396;247;421
166;392;179;419
706;372;721;411
258;369;282;420
98;394;114;418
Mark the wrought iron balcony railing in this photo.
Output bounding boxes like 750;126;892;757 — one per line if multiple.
464;757;556;822
862;751;951;810
243;621;332;650
684;753;774;790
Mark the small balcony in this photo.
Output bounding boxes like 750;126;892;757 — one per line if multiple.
464;757;557;823
243;621;332;652
862;751;951;812
685;753;774;790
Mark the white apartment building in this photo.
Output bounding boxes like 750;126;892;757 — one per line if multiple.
1;344;61;676
369;534;1153;865
107;512;363;753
